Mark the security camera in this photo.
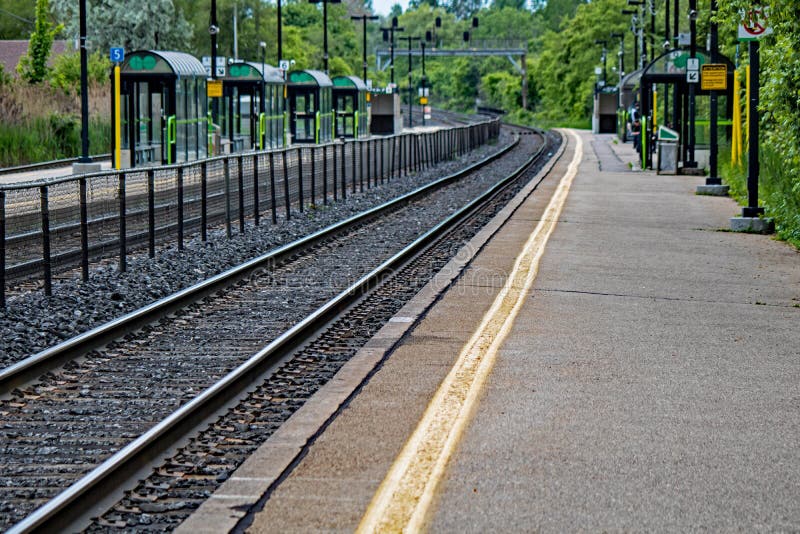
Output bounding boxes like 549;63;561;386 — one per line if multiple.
663;40;671;49
208;24;219;35
688;9;698;20
290;59;296;66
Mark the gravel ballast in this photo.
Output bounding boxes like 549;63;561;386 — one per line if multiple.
0;132;514;368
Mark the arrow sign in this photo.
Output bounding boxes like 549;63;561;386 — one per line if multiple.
686;70;699;83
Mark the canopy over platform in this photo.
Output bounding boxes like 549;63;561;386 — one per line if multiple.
288;69;333;87
332;75;368;91
122;50;205;78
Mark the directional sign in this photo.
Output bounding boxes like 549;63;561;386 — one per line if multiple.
701;64;727;90
686;70;699;84
738;7;773;41
110;47;124;63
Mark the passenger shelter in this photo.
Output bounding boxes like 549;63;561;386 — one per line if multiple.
286;70;333;144
332;75;369;138
616;69;642;142
221;61;285;152
638;49;733;169
118;50;207;168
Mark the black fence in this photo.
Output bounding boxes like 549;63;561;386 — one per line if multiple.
0;119;501;307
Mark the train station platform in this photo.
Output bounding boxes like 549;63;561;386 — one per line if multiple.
179;130;799;532
0;160;112;185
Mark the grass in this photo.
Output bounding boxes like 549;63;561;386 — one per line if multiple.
0;80;109;167
721;143;800;249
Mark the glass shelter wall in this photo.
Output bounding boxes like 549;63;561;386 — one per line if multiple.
118;51;207;169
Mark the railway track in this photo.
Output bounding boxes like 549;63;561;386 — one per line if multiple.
0;125;556;532
2;120;493;296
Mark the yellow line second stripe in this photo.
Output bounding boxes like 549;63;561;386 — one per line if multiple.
357;130;583;533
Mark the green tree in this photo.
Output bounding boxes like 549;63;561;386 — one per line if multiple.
51;0;192;52
17;0;63;84
532;0;626;121
0;0;35;39
49;49;112;94
491;0;526;11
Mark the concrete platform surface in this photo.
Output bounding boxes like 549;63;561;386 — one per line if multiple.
188;129;798;532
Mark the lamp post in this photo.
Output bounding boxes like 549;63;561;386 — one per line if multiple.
611;32;625;80
648;0;656;62
309;0;342;75
77;0;91;166
627;0;646;69
351;14;379;82
594;39;608;87
685;0;698;168
398;35;420;127
380;18;404;86
210;0;219;128
622;9;639;71
277;0;282;63
420;41;427;125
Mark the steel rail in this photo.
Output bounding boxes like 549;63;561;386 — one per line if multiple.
0;133;521;396
8;126;546;533
7;126;547;533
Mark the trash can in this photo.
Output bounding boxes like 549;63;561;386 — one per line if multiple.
656;125;680;175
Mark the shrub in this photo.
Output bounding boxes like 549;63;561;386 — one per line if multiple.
49;50;112;96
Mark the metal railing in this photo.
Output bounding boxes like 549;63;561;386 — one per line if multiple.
0;119;501;307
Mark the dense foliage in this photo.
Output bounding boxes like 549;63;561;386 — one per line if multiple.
16;0;62;84
0;0;797;244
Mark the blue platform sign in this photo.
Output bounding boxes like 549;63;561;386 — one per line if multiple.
110;47;124;63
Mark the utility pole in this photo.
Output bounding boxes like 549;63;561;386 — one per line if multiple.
420;41;427;125
76;0;92;167
595;40;608;86
686;0;698;167
309;0;342;74
210;0;219;130
706;0;721;186
351;14;379;82
611;32;625;80
398;35;420;128
277;0;282;62
381;18;404;86
622;9;638;70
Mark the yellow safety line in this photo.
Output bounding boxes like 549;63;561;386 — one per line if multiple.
357;129;583;534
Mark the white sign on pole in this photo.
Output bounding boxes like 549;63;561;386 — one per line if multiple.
687;58;700;71
686;70;699;83
279;60;290;71
738;7;773;41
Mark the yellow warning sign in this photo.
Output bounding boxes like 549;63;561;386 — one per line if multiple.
419;96;428;105
701;64;727;91
207;79;223;98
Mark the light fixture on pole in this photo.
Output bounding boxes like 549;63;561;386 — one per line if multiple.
351;13;379;82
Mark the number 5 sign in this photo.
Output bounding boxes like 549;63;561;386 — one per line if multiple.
738;7;773;41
